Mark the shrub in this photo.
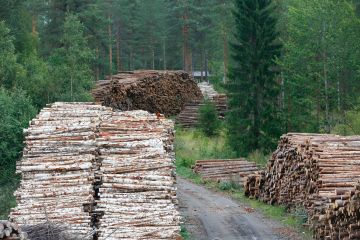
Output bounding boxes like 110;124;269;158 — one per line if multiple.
198;100;221;136
0;88;36;184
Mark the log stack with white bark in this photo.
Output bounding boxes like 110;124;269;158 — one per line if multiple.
244;133;360;240
94;110;180;239
176;82;227;128
92;70;203;116
9;102;180;240
193;159;258;186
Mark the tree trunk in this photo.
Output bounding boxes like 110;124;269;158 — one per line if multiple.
322;21;330;133
201;49;204;82
205;51;208;83
152;48;155;70
116;27;121;72
108;12;113;80
182;7;191;73
32;15;37;36
223;31;228;83
163;39;166;70
96;48;100;81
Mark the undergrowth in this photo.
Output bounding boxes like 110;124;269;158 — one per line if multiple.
0;179;19;219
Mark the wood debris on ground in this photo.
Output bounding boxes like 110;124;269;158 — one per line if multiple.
9;102;180;240
193;159;258;186
176;82;227;128
0;220;25;240
244;133;360;239
92;70;203;116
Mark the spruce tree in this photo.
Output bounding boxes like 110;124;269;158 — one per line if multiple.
226;0;282;155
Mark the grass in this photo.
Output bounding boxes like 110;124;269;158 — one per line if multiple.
0;180;19;219
175;126;313;239
180;225;191;240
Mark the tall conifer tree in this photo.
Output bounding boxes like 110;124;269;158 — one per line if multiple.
226;0;281;155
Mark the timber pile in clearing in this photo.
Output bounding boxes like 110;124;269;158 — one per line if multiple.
244;133;360;240
92;70;203;116
193;159;258;186
9;102;180;240
94;110;180;239
176;82;227;128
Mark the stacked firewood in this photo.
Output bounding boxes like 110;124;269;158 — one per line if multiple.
176;82;227;128
0;221;24;239
193;159;258;186
10;102;181;240
92;70;203;116
244;133;360;239
10;102;110;236
95;110;181;239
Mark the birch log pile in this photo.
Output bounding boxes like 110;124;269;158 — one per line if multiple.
193;159;258;186
244;133;360;240
94;110;180;240
10;102;110;236
92;70;203;116
9;102;181;240
176;82;227;128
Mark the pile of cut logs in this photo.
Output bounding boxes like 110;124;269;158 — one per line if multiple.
176;82;227;128
95;110;180;239
10;102;109;236
9;102;180;240
244;133;360;239
193;159;258;186
92;70;203;116
0;221;24;239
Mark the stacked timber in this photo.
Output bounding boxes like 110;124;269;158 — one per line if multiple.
193;159;258;186
10;102;110;236
244;133;360;240
0;221;24;239
92;70;203;116
176;82;227;128
95;110;181;239
10;102;181;240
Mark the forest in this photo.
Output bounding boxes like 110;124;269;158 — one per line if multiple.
2;0;360;220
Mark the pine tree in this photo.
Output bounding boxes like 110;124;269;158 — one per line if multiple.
48;14;94;102
226;0;282;155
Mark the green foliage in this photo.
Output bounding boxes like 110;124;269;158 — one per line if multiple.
48;14;94;102
0;21;18;88
199;100;221;136
0;181;19;219
248;150;270;167
0;88;36;184
226;0;282;156
279;0;360;133
175;127;236;169
332;104;360;135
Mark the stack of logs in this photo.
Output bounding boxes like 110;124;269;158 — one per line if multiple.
0;221;23;240
176;82;227;128
92;70;203;116
193;159;258;186
10;102;108;236
244;133;360;239
94;110;180;239
9;102;180;240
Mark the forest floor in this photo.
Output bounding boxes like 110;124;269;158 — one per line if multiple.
177;177;304;240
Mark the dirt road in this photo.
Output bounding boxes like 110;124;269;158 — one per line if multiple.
177;177;303;240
